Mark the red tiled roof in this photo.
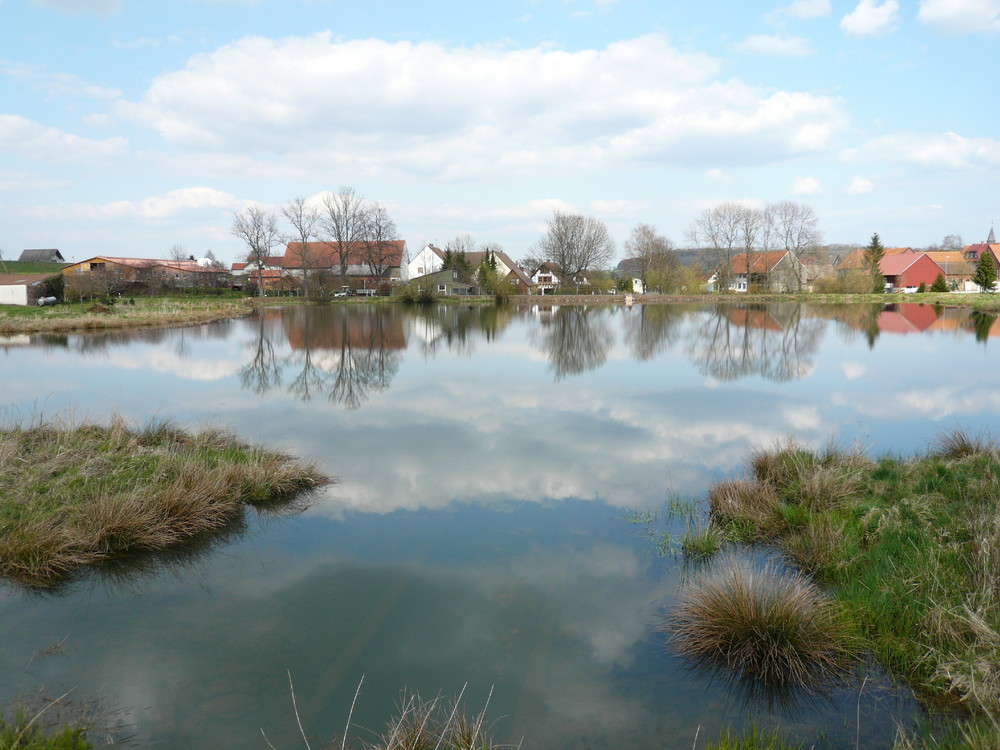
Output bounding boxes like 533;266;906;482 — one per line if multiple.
729;251;790;274
284;241;406;268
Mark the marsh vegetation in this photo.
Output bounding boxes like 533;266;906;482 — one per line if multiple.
0;414;330;587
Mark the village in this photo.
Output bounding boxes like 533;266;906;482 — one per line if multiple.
2;224;999;307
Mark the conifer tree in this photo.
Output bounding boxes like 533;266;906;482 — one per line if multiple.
863;233;885;293
931;273;949;293
973;252;996;293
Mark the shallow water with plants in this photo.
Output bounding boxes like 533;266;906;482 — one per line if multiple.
2;301;999;748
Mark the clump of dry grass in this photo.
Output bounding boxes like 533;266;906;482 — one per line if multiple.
707;478;781;534
0;414;331;587
932;426;998;461
666;560;859;691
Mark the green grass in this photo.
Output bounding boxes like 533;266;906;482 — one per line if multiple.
703;725;803;750
0;414;331;587
0;297;254;333
0;708;91;750
706;432;1000;723
0;261;66;275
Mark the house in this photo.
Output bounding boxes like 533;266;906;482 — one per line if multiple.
878;253;944;292
726;251;806;293
408;268;475;296
0;273;59;306
62;256;228;294
282;241;408;287
230;256;285;276
406;244;534;293
17;249;65;263
922;251;974;291
528;261;593;293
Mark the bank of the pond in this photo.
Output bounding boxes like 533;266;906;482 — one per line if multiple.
702;431;1000;735
0;297;259;335
0;415;331;588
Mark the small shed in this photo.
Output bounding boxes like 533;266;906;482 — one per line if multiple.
0;273;57;306
18;249;65;263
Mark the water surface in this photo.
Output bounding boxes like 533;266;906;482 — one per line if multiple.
2;301;997;748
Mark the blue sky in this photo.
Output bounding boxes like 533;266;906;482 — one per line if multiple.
1;0;998;265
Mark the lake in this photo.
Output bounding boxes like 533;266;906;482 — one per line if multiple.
2;300;997;749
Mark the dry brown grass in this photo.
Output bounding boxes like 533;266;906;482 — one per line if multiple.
707;478;781;534
666;559;859;691
0;414;331;587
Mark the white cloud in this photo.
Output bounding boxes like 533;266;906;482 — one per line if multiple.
843;132;1000;169
31;0;120;13
115;33;847;177
847;176;875;194
706;168;733;184
840;0;900;35
735;34;813;55
791;176;824;194
842;361;867;379
917;0;1000;34
766;0;832;21
0;61;121;100
23;187;240;222
0;167;68;192
0;115;128;163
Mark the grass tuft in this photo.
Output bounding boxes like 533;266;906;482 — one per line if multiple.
666;559;859;691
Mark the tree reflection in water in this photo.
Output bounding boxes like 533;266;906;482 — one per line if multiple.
622;303;692;361
239;311;282;395
688;304;825;382
532;306;613;380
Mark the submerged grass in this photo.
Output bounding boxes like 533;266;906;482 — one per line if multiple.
701;430;1000;724
0;414;331;587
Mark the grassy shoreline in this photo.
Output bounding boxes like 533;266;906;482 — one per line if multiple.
691;431;1000;743
0;414;331;588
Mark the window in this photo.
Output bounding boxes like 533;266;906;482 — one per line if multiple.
437;284;447;293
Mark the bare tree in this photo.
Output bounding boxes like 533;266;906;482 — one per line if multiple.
624;223;676;283
283;196;321;295
537;211;616;282
769;201;822;258
362;202;399;281
737;206;762;292
688;202;743;291
232;205;280;297
322;187;369;280
941;234;963;251
168;243;191;262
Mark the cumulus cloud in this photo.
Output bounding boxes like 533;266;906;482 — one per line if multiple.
843;132;1000;169
917;0;1000;34
0;167;68;192
115;33;847;178
735;34;813;55
706;168;733;183
0;115;127;163
766;0;832;21
840;0;900;35
791;176;823;194
847;176;875;194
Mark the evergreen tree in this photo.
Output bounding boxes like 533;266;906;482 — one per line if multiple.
930;273;949;293
973;251;997;293
863;233;885;293
442;248;454;269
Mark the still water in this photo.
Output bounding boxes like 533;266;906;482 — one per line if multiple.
2;301;998;748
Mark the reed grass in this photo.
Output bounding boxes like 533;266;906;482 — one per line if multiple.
703;725;803;750
667;560;859;691
0;298;252;334
0;414;331;587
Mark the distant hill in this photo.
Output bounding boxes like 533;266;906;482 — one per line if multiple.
0;261;67;275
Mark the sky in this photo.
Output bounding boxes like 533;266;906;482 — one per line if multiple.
1;0;998;266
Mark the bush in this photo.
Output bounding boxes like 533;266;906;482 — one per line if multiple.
931;273;949;293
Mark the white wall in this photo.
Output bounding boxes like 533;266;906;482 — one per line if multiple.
0;285;29;306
